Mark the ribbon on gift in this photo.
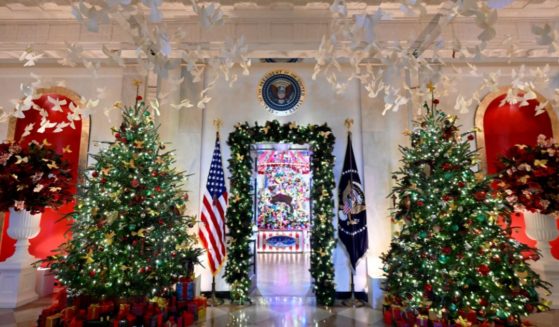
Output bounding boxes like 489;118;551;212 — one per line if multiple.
86;304;101;321
455;316;472;327
61;306;76;322
150;296;168;310
416;314;429;327
45;313;62;327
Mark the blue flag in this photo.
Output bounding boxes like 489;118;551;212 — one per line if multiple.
338;133;368;271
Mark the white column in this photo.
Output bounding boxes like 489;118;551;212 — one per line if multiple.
0;208;41;308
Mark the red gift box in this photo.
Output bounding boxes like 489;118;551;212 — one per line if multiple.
61;306;76;325
395;319;409;327
383;310;392;324
194;296;207;309
391;306;402;320
181;312;194;327
416;316;429;327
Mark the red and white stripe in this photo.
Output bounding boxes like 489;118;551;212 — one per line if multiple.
199;191;227;274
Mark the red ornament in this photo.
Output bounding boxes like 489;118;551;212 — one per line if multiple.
155;186;161;192
423;284;433;292
100;178;107;184
474;191;487;201
478;264;490;276
115;132;121;139
467;134;475;141
442;194;452;202
417;201;424;207
92;171;99;178
89;270;96;277
131;178;140;188
151;171;158;177
441;162;453;171
442;246;452;255
433;99;440;104
457;181;465;188
136;95;143;101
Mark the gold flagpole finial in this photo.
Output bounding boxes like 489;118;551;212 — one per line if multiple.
344;118;354;132
133;79;143;88
213;119;223;135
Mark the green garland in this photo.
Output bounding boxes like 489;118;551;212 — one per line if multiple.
224;120;336;305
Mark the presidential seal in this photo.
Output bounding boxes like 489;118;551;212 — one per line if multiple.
258;70;305;116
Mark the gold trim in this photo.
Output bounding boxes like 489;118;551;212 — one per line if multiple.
257;69;306;116
0;87;89;256
475;86;559;173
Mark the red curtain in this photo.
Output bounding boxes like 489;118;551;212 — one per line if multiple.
482;93;557;258
0;93;84;262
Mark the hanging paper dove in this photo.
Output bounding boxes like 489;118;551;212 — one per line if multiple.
329;0;348;17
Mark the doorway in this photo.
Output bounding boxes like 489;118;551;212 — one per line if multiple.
253;143;312;296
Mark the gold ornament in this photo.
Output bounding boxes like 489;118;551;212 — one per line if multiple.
104;231;115;245
134;140;145;149
289;122;297;129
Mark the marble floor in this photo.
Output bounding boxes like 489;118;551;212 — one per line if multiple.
256;252;312;297
2;295;559;327
1;251;557;326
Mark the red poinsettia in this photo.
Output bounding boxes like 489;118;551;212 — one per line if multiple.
494;135;559;215
0;140;74;214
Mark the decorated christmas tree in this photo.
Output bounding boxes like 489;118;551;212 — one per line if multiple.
381;94;550;325
43;98;201;299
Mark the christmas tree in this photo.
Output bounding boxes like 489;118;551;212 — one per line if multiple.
43;98;201;299
381;94;550;325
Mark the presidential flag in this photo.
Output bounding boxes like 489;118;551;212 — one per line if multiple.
199;133;228;275
338;133;368;271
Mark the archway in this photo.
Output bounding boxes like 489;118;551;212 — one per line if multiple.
0;87;90;262
224;120;336;305
475;86;559;257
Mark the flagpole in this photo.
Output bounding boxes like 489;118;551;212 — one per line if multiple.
342;118;365;308
207;118;224;307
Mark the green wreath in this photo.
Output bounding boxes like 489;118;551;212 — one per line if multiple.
225;120;336;306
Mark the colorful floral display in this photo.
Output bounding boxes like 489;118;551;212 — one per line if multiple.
495;134;559;215
257;162;311;231
0;140;73;214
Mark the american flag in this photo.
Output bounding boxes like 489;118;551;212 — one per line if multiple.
199;134;228;275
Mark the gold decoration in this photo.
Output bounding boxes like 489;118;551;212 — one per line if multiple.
134;140;144;149
319;131;332;138
104;231;115;245
427;81;435;93
344;118;354;131
236;153;244;161
262;126;270;134
42;138;52;147
82;249;94;264
289;122;297;129
62;145;73;153
123;159;136;169
113;101;124;109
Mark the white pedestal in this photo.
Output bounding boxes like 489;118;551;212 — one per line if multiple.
524;211;559;309
0;261;39;308
35;268;56;297
368;276;385;310
0;208;41;308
